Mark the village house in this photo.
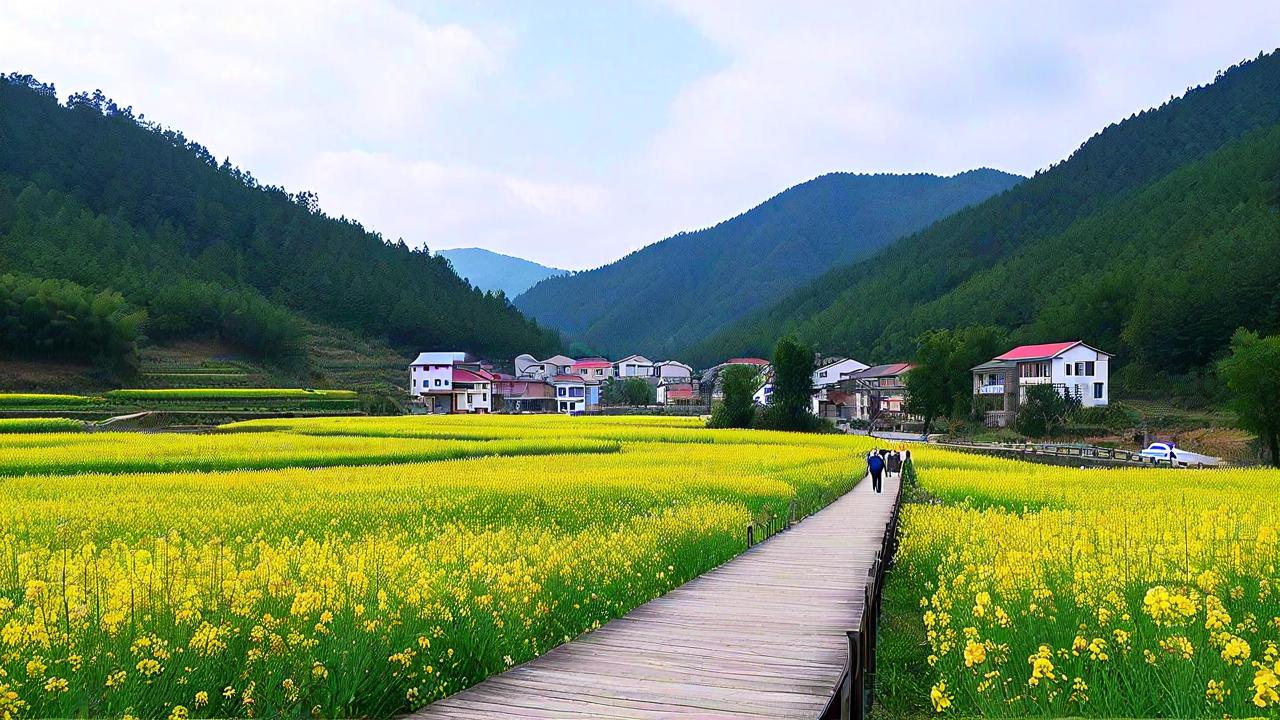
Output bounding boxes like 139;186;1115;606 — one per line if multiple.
614;354;655;378
573;358;614;381
491;374;557;413
833;362;914;428
535;354;577;378
551;374;601;413
654;360;694;382
656;382;699;406
972;341;1112;427
408;352;493;413
811;357;869;419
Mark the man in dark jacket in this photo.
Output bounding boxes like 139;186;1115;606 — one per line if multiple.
887;450;902;477
867;451;885;493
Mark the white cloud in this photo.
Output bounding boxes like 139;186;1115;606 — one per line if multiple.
631;0;1280;247
0;0;500;177
295;150;607;265
2;2;1279;270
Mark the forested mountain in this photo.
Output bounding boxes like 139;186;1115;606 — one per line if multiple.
515;169;1022;357
692;50;1280;386
438;247;565;298
0;74;560;375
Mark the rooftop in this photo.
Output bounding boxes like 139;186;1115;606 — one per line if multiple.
994;341;1112;361
971;359;1016;372
452;368;494;383
410;351;476;366
847;362;913;379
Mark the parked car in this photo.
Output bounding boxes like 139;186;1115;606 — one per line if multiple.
1138;442;1220;467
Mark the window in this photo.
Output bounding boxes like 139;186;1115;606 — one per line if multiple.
482;393;488;402
820;371;828;378
1094;382;1104;399
1085;361;1095;376
559;401;567;411
434;379;442;387
595;369;603;376
1065;364;1072;376
557;387;566;397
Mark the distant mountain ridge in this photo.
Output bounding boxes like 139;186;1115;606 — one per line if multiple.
438;247;565;298
690;50;1280;381
515;168;1023;357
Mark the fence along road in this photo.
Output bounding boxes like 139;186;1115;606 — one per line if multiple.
411;473;903;720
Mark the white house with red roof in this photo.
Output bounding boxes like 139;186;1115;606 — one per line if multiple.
573;358;614;381
973;341;1112;424
409;351;493;413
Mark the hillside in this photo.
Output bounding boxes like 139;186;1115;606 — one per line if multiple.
692;50;1280;383
0;74;560;383
515;169;1022;357
438;247;565;298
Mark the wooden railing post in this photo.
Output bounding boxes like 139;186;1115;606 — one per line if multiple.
842;629;863;720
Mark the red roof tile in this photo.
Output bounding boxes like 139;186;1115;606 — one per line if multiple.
995;342;1081;361
452;368;492;383
571;360;612;369
551;374;585;383
727;357;770;366
664;388;695;400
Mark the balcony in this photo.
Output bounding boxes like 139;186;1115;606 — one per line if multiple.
976;384;1005;395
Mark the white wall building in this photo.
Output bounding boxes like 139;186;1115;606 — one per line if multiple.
654;360;694;381
552;374;588;413
813;357;869;388
614;354;655;377
991;341;1112;408
409;351;492;413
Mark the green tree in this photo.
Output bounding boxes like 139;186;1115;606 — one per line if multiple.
1016;384;1081;437
601;377;655;406
906;326;1007;432
1217;328;1280;467
754;335;824;431
708;364;759;429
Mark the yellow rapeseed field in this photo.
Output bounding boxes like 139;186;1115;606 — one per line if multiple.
0;415;876;719
898;447;1280;717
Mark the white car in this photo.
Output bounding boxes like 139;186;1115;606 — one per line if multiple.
1138;442;1220;467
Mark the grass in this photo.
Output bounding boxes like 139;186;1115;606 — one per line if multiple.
0;417;85;433
105;388;357;400
0;392;102;407
0;415;877;719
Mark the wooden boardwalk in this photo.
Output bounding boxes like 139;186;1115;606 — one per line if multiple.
412;474;902;719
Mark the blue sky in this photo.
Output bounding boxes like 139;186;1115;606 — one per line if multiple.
2;2;1280;269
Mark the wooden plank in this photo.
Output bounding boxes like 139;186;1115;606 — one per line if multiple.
412;474;901;719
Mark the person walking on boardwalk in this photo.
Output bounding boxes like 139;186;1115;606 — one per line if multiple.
887;449;902;477
867;451;885;493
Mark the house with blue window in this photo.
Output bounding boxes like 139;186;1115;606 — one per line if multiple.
552;374;589;413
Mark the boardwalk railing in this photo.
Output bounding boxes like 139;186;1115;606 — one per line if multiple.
822;472;905;720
